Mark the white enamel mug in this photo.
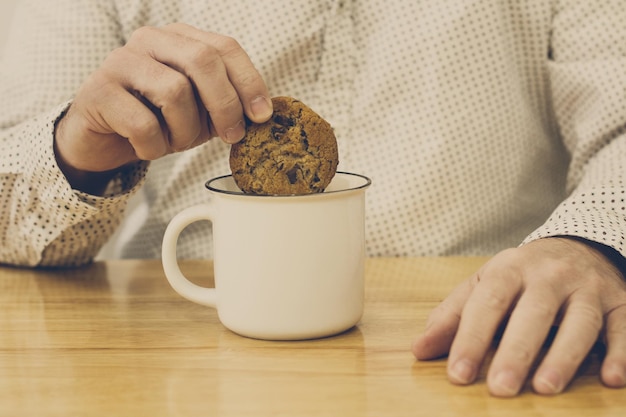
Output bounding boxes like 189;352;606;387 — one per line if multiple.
161;172;371;340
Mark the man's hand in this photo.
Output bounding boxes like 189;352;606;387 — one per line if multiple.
412;237;626;397
54;23;273;192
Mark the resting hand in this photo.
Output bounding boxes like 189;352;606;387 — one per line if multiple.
412;237;626;397
54;23;272;192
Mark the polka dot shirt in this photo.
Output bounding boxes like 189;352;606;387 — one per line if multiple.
1;0;625;267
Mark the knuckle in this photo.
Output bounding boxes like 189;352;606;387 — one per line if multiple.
482;286;512;311
478;249;525;284
132;117;160;139
427;302;458;326
529;301;559;323
102;47;130;69
104;46;123;61
215;92;240;111
504;340;535;365
545;261;577;283
468;273;481;289
216;35;242;54
128;26;157;44
127;119;164;159
557;346;586;368
605;305;626;336
171;128;203;152
205;92;241;120
134;143;165;161
569;302;604;332
164;22;188;31
187;43;220;72
81;70;111;95
162;74;193;105
493;247;524;266
233;67;261;89
459;327;492;349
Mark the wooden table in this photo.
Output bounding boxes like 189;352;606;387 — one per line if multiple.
1;258;624;416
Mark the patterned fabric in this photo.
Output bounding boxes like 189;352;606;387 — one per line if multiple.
1;0;625;267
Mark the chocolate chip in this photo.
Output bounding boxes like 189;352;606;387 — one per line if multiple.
271;126;287;141
273;114;295;127
286;165;300;184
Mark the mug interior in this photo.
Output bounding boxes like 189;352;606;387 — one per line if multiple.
206;172;371;197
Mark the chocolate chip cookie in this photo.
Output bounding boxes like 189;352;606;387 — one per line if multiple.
229;96;339;195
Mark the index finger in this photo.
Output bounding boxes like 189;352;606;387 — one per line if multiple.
447;261;522;386
165;24;273;133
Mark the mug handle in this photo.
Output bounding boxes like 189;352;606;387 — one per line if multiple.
161;204;217;307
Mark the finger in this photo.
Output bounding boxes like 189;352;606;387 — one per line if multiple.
105;46;205;151
166;23;273;124
447;268;521;386
486;285;560;397
76;72;168;163
532;291;603;395
134;24;272;142
601;304;626;388
412;277;473;360
123;26;242;143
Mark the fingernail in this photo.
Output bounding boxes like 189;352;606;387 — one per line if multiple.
492;370;522;397
449;359;476;385
250;95;273;121
534;369;563;395
603;362;626;388
224;120;245;144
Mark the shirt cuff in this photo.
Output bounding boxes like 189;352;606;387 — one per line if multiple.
18;102;148;265
522;186;626;263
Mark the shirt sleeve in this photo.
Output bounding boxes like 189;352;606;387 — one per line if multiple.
0;0;147;267
523;1;626;260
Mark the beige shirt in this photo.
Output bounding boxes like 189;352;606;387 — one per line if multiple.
1;0;625;267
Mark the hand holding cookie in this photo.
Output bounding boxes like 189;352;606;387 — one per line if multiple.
229;97;339;195
54;23;272;194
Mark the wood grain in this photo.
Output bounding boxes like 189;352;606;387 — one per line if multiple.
1;258;623;416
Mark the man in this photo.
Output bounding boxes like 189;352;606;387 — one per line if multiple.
1;0;625;396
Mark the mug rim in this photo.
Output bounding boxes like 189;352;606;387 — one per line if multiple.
205;171;372;197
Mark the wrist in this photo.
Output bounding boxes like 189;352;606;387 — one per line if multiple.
54;144;119;195
558;236;626;281
53;113;119;196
